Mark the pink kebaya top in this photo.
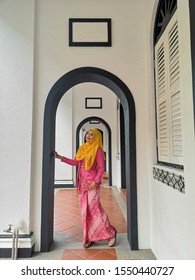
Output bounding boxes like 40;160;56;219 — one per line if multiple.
61;147;104;192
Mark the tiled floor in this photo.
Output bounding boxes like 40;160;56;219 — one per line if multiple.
31;178;156;260
54;186;127;260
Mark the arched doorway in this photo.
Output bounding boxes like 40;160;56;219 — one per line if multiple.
76;116;112;186
41;67;138;251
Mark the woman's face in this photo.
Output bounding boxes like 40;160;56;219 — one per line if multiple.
86;130;94;143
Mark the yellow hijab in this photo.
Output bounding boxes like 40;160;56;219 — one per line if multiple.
76;128;103;170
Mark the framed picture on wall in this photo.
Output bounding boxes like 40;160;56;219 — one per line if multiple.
69;18;112;47
85;97;102;109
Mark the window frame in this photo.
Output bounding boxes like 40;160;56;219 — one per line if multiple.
154;0;183;170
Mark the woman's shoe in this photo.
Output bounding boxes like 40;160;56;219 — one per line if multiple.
108;234;117;247
83;242;93;248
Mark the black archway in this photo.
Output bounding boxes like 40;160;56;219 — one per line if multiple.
76;116;112;186
41;67;138;251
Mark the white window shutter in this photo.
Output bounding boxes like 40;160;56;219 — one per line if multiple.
168;18;183;165
155;37;171;162
155;11;183;166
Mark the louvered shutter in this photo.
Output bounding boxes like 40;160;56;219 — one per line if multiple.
155;40;170;162
155;11;183;166
168;17;183;165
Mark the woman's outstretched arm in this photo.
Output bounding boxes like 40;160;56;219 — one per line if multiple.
53;151;79;166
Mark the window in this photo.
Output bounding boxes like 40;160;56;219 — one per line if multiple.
154;1;183;168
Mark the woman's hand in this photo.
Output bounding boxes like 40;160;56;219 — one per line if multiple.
53;151;63;160
90;181;97;190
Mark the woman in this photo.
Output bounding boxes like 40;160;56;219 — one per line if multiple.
53;128;117;248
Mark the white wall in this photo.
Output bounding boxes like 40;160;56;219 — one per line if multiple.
147;0;195;259
0;0;34;234
55;90;73;182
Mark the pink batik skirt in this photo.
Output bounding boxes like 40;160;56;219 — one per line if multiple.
79;187;117;246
